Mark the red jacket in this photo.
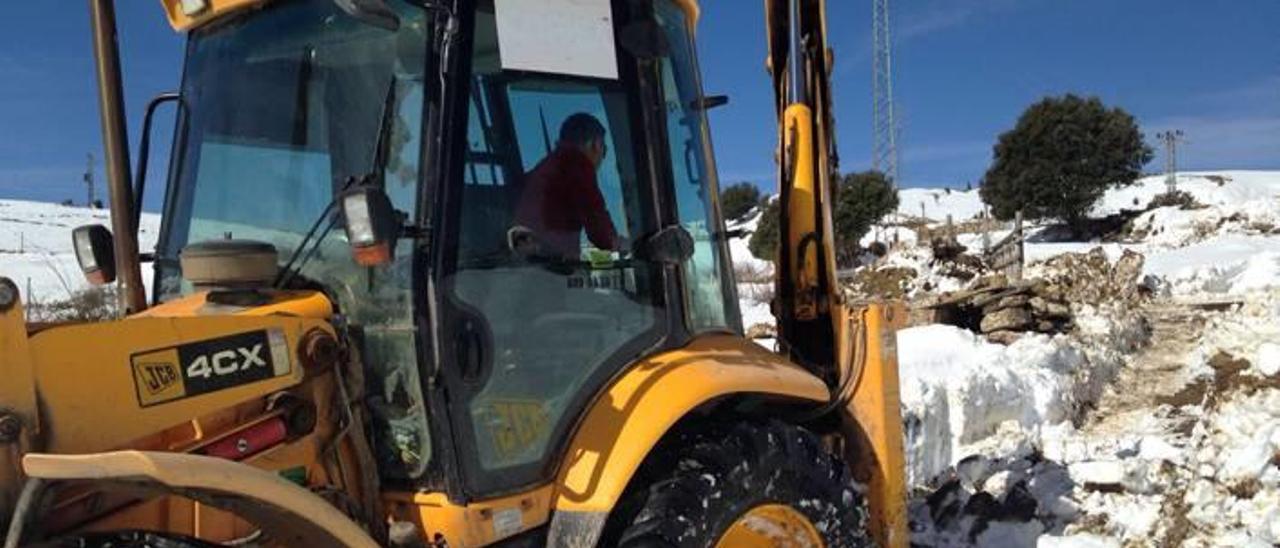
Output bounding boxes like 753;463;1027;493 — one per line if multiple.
513;146;620;259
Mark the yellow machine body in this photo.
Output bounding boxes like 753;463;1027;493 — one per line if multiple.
0;0;910;545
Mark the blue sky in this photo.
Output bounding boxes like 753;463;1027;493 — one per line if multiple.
0;1;1277;207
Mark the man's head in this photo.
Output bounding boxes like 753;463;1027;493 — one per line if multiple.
559;113;608;168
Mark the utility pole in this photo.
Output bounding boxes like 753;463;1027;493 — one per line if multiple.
871;0;900;186
1157;130;1185;194
84;153;96;208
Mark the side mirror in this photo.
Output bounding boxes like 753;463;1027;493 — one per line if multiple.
340;186;400;267
634;225;695;266
72;225;116;285
332;0;401;31
693;95;730;111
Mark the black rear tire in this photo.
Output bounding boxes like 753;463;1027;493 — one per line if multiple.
32;530;223;548
611;419;873;548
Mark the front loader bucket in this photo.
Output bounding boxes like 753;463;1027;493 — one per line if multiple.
0;277;39;526
841;302;910;548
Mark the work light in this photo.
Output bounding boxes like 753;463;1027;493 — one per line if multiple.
178;0;209;17
340;187;399;267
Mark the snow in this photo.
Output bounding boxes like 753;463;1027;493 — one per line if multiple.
1255;343;1280;377
898;186;986;222
1143;235;1280;296
1094;171;1280;217
0;200;160;305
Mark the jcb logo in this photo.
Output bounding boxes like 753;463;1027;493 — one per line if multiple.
185;344;267;379
139;362;179;395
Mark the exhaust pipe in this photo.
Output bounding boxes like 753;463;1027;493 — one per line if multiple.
88;0;147;314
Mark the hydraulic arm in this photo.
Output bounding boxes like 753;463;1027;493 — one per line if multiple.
766;1;911;545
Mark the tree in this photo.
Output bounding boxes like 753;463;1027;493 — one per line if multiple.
747;171;898;265
720;182;762;222
833;171;899;264
747;198;780;262
979;94;1153;232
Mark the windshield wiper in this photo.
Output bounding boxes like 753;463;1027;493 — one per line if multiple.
275;76;400;289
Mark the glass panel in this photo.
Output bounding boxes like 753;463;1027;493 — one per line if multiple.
157;0;434;478
655;1;734;331
444;2;659;474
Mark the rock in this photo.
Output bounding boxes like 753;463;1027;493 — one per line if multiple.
986;331;1023;345
981;307;1032;333
973;273;1009;290
1137;436;1184;464
745;323;775;339
999;481;1038;521
1113;249;1145;287
1068;461;1125;491
982;470;1015;501
1255;342;1280;376
972;288;1021;309
956;454;993;490
983;295;1030;314
1029;297;1070;318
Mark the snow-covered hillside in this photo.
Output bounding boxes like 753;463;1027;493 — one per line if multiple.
900;186;987;222
728;170;1280;546
0;200;159;305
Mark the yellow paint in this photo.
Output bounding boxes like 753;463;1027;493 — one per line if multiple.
23;451;377;547
383;486;554;547
715;504;824;548
159;0;268;32
0;282;38;521
842;302;909;548
136;290;333;319
554;334;828;513
782;104;819;319
29;314;324;453
160;0;700;32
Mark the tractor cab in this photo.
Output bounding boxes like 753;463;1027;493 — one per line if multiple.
146;0;737;499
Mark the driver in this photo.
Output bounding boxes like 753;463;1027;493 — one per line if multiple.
511;113;627;260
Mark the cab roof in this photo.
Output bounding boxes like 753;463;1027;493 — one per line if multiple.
160;0;700;33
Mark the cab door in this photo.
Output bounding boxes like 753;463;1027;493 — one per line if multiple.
433;0;670;497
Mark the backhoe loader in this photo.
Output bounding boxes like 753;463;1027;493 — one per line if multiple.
0;0;908;545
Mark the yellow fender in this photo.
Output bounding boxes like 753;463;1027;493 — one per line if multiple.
20;451;378;547
547;334;828;545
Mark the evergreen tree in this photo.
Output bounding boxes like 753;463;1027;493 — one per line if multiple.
979;94;1153;232
720;182;763;222
833;171;899;264
747;198;780;262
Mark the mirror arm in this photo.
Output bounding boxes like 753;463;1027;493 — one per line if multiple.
133;92;183;236
693;95;730;111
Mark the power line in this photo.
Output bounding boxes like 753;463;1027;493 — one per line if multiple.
871;0;900;187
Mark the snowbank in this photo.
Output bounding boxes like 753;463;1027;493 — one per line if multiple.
1143;235;1280;296
896;304;1145;486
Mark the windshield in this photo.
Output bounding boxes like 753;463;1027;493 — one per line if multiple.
157;0;427;291
157;0;435;478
